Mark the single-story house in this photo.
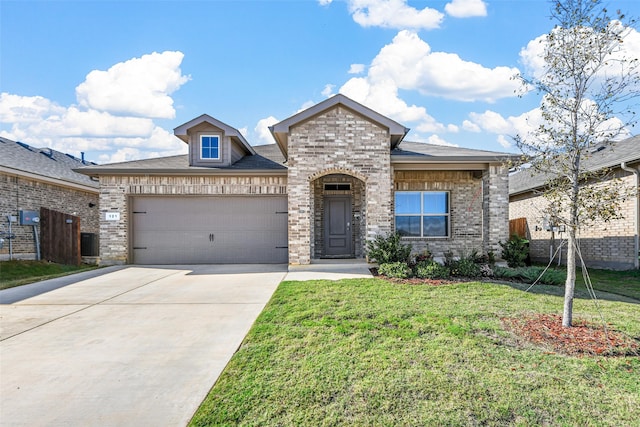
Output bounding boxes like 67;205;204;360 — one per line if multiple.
509;135;640;270
0;137;100;261
78;94;514;266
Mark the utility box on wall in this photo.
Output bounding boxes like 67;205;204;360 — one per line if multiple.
19;210;40;226
81;232;99;257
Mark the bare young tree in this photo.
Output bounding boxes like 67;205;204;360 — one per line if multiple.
515;0;639;327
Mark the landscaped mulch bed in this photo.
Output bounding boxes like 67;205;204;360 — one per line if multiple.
502;313;639;357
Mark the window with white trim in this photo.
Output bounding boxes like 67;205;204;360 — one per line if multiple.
200;135;220;160
395;191;449;237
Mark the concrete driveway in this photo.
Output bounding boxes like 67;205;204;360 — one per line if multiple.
0;264;287;427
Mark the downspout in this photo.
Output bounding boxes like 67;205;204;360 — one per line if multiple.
621;162;640;269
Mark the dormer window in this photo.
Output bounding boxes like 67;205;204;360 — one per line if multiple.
200;135;220;160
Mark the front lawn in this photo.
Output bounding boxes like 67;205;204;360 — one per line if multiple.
576;267;640;301
0;260;99;290
190;278;639;426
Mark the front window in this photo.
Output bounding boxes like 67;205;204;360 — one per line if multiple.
395;191;449;237
200;135;220;160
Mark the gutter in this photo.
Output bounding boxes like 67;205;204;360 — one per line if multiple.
0;165;99;194
621;161;640;269
74;168;288;177
391;155;515;163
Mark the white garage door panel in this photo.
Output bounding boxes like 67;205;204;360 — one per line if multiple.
132;196;288;264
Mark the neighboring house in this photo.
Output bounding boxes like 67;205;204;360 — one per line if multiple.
0;137;100;261
78;94;514;266
509;135;640;270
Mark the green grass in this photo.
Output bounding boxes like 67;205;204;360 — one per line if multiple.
0;260;99;290
576;267;640;301
190;278;640;426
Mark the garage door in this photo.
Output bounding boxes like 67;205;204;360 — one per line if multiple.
131;196;288;264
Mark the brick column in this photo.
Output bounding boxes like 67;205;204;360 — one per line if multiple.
483;164;510;256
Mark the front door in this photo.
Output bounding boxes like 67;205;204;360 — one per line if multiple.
323;196;352;257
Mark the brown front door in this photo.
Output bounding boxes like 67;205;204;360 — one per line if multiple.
323;196;352;256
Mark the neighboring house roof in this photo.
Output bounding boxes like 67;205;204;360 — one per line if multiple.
77;144;287;176
270;94;410;158
0;137;99;192
173;114;256;155
509;135;640;196
392;141;518;163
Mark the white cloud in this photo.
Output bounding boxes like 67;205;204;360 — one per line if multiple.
348;63;365;74
254;116;279;145
426;134;458;147
76;51;190;119
318;0;332;5
466;108;544;144
520;24;640;83
348;0;444;30
338;30;521;136
462;119;481;132
39;107;155;138
497;135;512;148
0;51;190;163
368;31;520;103
321;84;335;98
444;0;487;18
99;147;144;164
340;76;445;131
0;93;66;124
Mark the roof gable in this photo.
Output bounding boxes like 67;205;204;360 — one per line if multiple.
174;114;255;155
269;94;409;158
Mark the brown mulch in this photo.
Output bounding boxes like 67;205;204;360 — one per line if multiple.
502;313;639;357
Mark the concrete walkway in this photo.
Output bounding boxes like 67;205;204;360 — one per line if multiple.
284;259;373;281
0;261;371;426
0;265;287;427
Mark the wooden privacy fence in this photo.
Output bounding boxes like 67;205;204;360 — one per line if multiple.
40;207;81;265
509;217;528;239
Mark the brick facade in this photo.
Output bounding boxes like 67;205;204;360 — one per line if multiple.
287;105;393;264
97;175;287;265
0;173;99;260
394;170;486;257
509;170;638;270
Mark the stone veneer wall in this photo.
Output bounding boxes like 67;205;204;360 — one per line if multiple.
394;170;485;257
509;170;638;270
312;174;365;259
97;175;287;265
287;105;393;265
0;173;99;260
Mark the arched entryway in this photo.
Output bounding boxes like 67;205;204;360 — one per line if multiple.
311;173;366;259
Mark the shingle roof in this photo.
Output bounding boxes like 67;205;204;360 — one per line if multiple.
392;141;517;162
509;135;640;195
76;144;287;175
0;137;99;190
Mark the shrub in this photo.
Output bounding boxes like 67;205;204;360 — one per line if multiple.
450;257;481;278
494;266;566;286
366;232;412;264
414;260;450;279
499;234;530;268
378;262;412;279
413;250;433;264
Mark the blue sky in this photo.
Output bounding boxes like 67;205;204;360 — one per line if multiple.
1;0;638;164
